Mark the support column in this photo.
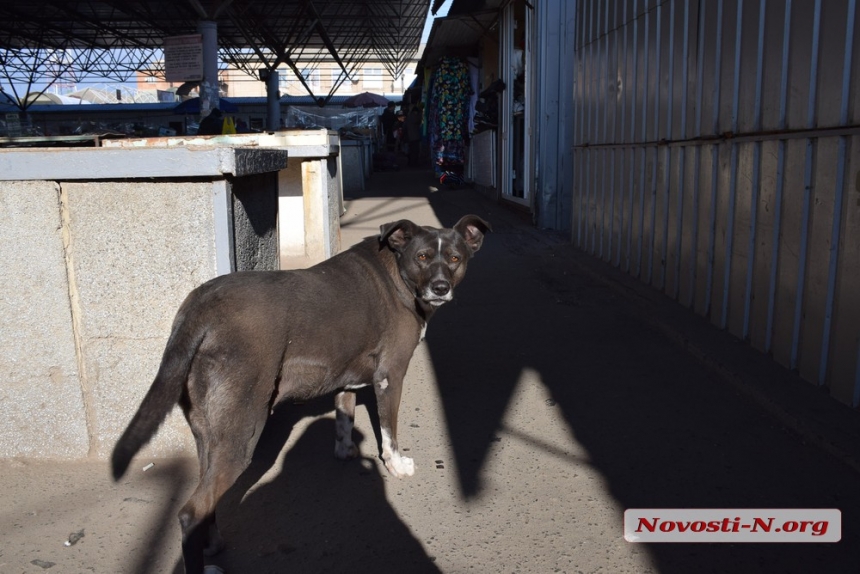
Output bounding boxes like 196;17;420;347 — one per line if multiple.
198;20;219;115
266;69;281;131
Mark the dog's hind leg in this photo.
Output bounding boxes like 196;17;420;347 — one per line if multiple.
178;382;271;574
334;390;359;459
374;371;415;478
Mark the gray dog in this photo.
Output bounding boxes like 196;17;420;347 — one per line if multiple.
111;215;490;574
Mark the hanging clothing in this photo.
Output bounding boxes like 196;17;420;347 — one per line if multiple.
428;57;473;175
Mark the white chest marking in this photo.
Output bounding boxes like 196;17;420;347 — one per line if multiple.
343;382;370;390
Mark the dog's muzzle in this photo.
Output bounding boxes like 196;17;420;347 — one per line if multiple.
422;280;452;306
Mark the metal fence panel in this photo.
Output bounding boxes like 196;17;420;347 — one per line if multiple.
571;0;860;406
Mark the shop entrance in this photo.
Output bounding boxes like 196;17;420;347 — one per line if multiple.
500;0;533;207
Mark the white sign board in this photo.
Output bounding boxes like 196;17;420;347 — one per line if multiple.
163;35;203;83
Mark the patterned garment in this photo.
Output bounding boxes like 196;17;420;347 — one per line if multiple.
428;56;472;172
434;140;467;167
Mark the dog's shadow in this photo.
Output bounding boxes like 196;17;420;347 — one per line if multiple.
176;393;440;574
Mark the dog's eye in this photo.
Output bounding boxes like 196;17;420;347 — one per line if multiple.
417;253;428;261
450;255;460;263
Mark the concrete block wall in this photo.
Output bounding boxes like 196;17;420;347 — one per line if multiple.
279;155;343;268
340;141;366;195
100;130;344;270
1;180;222;459
0;145;288;460
232;171;280;271
0;181;90;457
70;181;223;459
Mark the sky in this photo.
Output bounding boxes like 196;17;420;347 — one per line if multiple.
422;0;452;43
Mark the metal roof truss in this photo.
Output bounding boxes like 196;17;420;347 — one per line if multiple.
0;0;429;107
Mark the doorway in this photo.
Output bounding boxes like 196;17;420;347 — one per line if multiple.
500;0;533;206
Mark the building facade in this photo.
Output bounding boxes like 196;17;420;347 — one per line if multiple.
136;60;417;100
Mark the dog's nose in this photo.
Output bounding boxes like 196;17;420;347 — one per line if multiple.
431;281;451;296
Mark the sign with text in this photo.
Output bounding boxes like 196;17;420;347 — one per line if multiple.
163;34;203;83
625;508;841;543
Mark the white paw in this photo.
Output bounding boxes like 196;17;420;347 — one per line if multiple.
384;453;415;478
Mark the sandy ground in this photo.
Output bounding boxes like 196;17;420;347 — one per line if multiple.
3;163;860;574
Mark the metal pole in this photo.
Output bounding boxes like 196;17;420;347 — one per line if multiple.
765;0;792;353
266;68;281;131
661;0;676;292
617;0;628;268
198;20;219;115
637;1;649;278
720;0;744;331
689;0;707;309
742;0;767;340
648;0;662;286
791;0;823;370
704;0;724;319
822;0;856;386
674;0;690;301
626;0;639;273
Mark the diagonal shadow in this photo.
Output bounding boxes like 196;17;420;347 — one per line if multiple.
120;459;194;574
351;167;860;573
195;393;440;573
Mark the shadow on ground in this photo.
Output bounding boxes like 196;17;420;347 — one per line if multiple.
357;167;860;573
209;393;439;574
126;164;860;574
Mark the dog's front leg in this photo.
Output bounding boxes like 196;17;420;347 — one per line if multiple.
334;391;359;459
374;376;415;478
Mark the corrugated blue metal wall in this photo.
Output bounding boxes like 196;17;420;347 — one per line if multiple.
536;0;576;230
572;0;860;407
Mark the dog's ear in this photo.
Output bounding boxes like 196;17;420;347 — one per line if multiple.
379;219;421;252
454;215;492;253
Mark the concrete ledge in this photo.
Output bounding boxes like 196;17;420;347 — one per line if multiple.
101;129;339;158
0;146;288;180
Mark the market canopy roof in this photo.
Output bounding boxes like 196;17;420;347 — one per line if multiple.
0;0;429;102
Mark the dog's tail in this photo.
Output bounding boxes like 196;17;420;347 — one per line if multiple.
111;312;204;481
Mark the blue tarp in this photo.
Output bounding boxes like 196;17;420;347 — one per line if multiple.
173;97;239;114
